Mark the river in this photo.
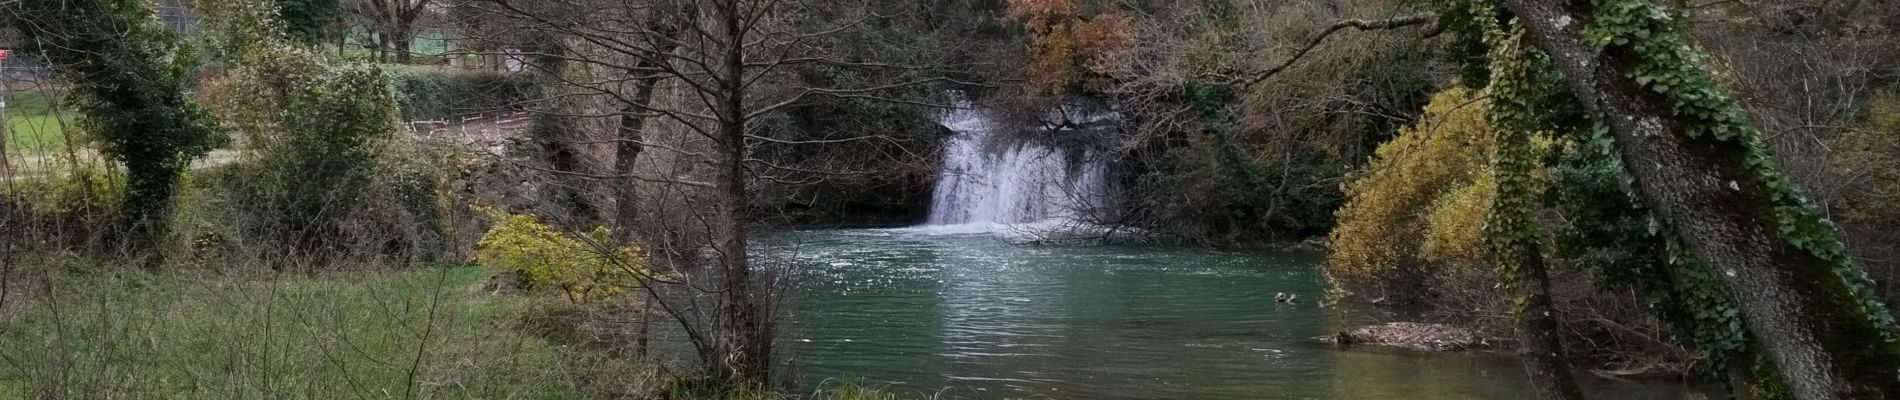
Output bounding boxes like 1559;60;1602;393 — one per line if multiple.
759;228;1707;399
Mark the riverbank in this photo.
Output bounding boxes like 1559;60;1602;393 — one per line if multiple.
0;261;913;399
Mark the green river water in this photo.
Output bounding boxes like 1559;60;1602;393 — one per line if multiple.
758;229;1708;399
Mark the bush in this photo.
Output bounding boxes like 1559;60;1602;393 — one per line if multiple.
1326;87;1494;302
195;16;451;264
0;163;125;252
1829;89;1900;308
387;67;533;121
474;206;645;302
178;141;449;266
1420;173;1494;269
1328;87;1703;374
200;45;409;257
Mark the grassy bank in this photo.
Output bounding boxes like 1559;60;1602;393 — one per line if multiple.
0;264;601;399
0;262;936;400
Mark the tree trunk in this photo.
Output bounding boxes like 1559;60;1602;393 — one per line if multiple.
613;3;687;244
371;33;385;63
1;97;10;177
1500;1;1900;398
713;87;767;382
391;23;413;64
1486;31;1586;395
711;0;769;383
1504;243;1586;399
613;99;651;244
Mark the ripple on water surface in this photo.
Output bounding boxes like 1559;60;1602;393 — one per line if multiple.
760;230;1707;400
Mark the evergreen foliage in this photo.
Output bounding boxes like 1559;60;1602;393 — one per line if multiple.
2;0;227;246
278;0;343;43
198;0;423;257
387;68;534;120
1432;0;1900;395
1585;0;1898;349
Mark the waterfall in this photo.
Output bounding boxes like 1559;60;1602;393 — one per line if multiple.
924;101;1112;230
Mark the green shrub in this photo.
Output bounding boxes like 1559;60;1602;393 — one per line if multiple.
202;45;404;254
196;0;441;261
387;67;533;120
0;164;125;250
5;0;226;242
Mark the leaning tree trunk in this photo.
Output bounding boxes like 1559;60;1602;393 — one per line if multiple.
1487;122;1585;399
1500;1;1900;398
613;68;664;359
1479;15;1586;399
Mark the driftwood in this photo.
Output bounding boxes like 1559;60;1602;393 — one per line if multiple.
1320;322;1490;352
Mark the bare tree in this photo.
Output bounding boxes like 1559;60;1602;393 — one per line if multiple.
466;0;955;383
348;0;433;62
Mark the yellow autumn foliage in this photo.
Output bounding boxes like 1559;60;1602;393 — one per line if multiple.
1326;87;1496;302
474;206;645;302
1420;173;1495;269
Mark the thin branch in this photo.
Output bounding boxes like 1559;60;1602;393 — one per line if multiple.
1224;12;1437;88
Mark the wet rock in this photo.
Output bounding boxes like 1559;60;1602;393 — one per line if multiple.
1320;322;1489;352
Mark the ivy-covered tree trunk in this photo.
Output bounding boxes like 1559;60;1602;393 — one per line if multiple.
1486;126;1584;400
1477;10;1586;398
1499;0;1900;398
5;0;224;250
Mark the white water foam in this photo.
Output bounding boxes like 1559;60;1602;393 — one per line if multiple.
920;99;1113;236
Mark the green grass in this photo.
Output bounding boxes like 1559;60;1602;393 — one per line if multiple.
0;261;942;400
5;90;77;155
0;264;596;399
0;260;966;399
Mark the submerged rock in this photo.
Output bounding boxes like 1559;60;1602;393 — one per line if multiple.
1320;322;1489;352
